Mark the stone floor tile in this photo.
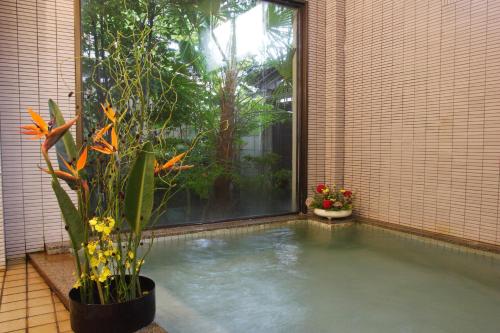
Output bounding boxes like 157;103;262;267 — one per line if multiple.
1;292;27;303
29;304;55;317
27;296;53;308
4;274;26;283
27;312;56;328
27;277;45;284
0;300;26;312
28;289;51;300
2;285;26;296
56;310;69;321
0;308;27;323
28;323;58;333
2;279;25;288
58;319;72;332
28;282;49;292
53;302;66;312
0;318;26;333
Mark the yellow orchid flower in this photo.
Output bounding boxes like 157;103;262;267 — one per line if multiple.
73;279;82;289
106;217;115;229
102;226;112;236
90;256;100;268
98;266;111;283
95;222;105;233
89;218;98;226
87;241;97;256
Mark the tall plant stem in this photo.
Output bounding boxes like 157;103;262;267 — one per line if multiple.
90;265;106;304
42;149;83;281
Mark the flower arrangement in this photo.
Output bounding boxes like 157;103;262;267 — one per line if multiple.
305;184;353;211
21;100;193;305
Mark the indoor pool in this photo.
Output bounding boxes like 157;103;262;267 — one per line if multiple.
142;222;500;333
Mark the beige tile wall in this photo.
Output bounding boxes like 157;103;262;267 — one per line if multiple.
0;0;74;259
306;0;328;191
344;0;500;245
324;0;346;186
0;151;6;269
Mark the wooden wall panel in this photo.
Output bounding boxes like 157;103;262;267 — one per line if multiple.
0;151;6;269
0;0;75;258
344;0;500;245
306;0;328;192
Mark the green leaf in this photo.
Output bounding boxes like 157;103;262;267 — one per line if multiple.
49;99;78;160
49;99;79;189
198;0;220;17
52;180;84;250
125;142;155;234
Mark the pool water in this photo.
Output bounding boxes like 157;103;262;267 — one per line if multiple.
142;222;500;333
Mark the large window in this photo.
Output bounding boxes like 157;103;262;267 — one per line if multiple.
79;0;303;226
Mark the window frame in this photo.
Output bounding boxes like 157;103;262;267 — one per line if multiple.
73;0;309;223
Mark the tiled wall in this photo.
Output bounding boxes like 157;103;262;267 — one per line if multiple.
344;0;500;245
0;0;74;259
0;151;6;269
324;0;346;186
306;0;328;190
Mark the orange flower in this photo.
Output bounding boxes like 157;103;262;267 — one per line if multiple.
154;152;193;175
100;103;116;123
40;148;88;182
21;109;78;153
21;109;49;139
76;147;88;172
62;147;88;177
91;127;118;155
39;167;78;182
93;123;112;143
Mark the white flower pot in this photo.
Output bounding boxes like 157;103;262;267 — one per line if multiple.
313;208;352;221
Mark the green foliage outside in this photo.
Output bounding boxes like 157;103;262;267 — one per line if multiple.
81;0;298;224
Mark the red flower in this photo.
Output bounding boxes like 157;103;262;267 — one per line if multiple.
343;190;352;198
316;184;327;194
322;200;333;209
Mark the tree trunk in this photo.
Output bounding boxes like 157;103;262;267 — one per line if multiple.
213;17;238;211
214;68;237;205
91;16;104;105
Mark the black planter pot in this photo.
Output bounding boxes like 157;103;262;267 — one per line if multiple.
69;276;155;333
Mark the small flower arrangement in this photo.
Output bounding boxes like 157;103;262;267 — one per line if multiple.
305;184;353;211
21;100;193;305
